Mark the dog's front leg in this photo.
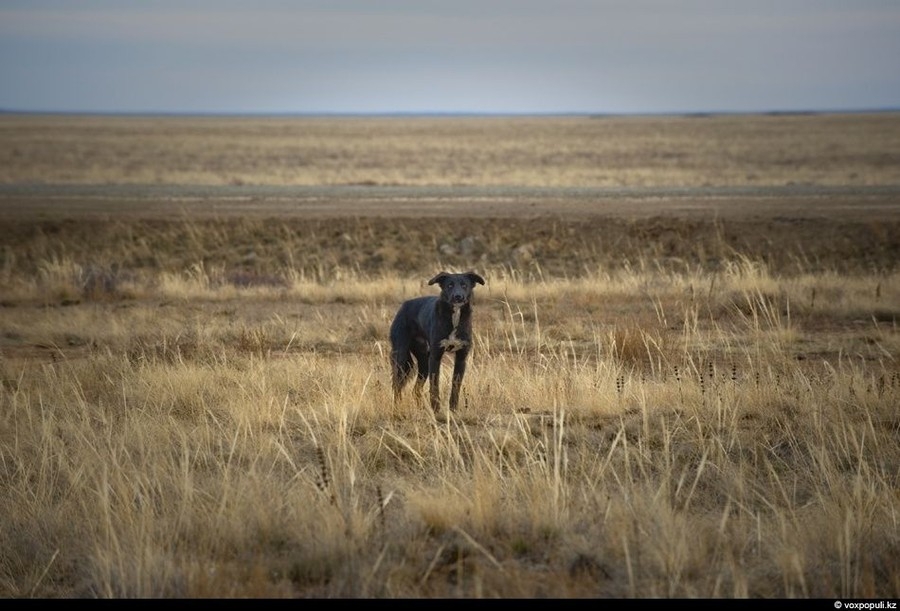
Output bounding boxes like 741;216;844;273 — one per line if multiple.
428;348;444;413
448;350;468;411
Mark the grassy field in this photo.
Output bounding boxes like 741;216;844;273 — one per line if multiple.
0;113;899;598
3;112;900;188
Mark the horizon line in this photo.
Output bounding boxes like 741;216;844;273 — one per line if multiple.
2;107;899;119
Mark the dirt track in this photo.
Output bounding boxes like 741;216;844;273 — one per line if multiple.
1;184;899;221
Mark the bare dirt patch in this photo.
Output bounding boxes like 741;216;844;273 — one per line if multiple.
1;183;898;221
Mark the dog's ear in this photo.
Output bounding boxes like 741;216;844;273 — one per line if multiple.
427;272;449;286
466;272;485;286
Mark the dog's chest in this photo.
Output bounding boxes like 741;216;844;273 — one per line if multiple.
439;305;468;353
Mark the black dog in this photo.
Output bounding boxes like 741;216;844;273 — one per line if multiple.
390;271;485;414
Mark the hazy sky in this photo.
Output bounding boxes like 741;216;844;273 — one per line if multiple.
1;0;899;115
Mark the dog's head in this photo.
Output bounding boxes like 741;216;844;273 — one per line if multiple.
428;271;485;306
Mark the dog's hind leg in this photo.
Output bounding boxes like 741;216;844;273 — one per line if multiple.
412;347;428;402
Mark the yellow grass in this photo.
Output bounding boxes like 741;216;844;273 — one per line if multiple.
1;256;898;597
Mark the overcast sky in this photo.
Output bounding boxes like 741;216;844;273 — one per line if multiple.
1;0;899;115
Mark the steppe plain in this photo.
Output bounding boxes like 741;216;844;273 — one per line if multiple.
0;112;898;598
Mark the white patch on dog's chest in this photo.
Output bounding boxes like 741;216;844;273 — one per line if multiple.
439;305;468;353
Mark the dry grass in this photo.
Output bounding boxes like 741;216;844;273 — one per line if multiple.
0;114;899;598
1;254;898;598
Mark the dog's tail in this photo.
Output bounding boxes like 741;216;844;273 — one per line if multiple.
390;345;414;401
